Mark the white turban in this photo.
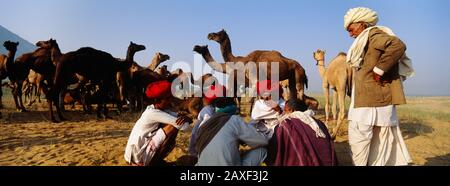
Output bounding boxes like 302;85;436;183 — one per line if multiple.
344;7;379;29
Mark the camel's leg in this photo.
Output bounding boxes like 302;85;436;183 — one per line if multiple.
0;82;3;109
288;75;297;100
58;88;67;112
323;86;330;123
96;90;105;119
17;81;27;111
12;86;21;111
12;82;26;112
36;81;42;103
25;85;32;106
332;91;338;121
46;89;59;123
249;97;256;115
54;97;66;122
236;97;241;114
97;83;111;120
331;89;347;140
48;99;58;123
295;70;305;100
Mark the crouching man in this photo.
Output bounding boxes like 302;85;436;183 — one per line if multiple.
124;80;192;166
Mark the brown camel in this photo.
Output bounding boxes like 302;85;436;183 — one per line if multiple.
116;42;146;112
0;41;19;109
207;29;309;101
1;41;29;112
38;39;134;122
313;49;352;139
129;52;171;111
193;45;249;113
22;69;44;106
169;72;218;119
148;52;170;71
14;40;56;113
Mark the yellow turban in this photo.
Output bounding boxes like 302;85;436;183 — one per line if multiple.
344;7;379;29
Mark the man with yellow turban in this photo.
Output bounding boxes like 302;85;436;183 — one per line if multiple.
344;7;413;166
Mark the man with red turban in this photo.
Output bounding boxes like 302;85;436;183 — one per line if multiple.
124;80;192;166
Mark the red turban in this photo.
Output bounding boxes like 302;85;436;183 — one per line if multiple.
256;80;279;96
204;84;226;104
145;80;173;99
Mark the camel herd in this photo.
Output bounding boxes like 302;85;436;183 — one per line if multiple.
0;29;352;138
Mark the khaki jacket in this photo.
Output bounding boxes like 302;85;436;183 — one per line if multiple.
354;27;407;108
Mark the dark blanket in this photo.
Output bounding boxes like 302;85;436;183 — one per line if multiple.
195;112;232;155
266;118;338;166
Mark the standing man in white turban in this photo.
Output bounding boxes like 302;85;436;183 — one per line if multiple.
344;7;413;166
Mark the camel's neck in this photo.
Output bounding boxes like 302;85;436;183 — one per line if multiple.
148;56;161;71
126;48;136;63
6;50;17;66
316;60;326;79
51;45;62;62
202;51;227;74
220;37;236;62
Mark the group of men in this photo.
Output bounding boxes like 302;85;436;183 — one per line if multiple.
123;7;413;166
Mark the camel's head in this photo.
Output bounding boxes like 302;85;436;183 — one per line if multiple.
201;73;217;87
36;38;58;49
313;49;326;65
155;52;170;63
156;65;170;76
207;29;228;43
129;41;146;53
304;97;319;111
170;68;184;76
193;45;209;55
3;41;19;51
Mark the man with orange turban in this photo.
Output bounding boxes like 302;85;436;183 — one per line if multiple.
124;80;192;166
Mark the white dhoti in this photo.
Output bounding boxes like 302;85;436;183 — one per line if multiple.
348;121;412;166
347;82;412;166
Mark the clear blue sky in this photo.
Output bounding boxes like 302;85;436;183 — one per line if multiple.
1;0;449;96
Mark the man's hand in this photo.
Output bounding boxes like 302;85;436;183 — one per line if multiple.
373;72;382;83
176;116;192;126
272;105;282;114
373;72;391;85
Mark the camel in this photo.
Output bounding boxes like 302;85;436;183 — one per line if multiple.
193;45;249;113
129;52;171;111
313;49;352;139
207;29;309;101
1;41;29;112
38;39;135;122
170;72;218;118
116;42;146;112
22;69;44;106
148;52;170;71
0;41;19;109
14;40;57;113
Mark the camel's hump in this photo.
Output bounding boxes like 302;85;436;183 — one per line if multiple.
74;47;114;57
